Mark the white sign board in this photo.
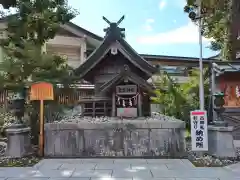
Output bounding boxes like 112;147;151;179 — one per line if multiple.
117;108;137;117
190;110;208;151
116;85;137;95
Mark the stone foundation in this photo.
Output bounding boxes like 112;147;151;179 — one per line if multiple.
44;117;186;157
208;125;237;158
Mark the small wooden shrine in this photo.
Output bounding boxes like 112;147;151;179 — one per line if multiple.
213;62;240;109
74;16;157;117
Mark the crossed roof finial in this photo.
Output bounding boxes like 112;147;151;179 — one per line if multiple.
103;16;125;38
103;15;125;26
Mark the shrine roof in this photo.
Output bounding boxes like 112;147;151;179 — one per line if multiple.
74;16;158;79
212;61;240;76
99;65;154;93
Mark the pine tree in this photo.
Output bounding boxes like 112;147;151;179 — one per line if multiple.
0;0;79;90
184;0;237;60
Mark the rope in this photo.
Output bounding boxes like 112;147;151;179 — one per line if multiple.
115;93;139;100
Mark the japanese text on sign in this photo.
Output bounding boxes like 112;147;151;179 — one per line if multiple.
30;82;54;100
116;85;137;95
190;110;208;151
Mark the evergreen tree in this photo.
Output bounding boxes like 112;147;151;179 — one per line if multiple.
184;0;236;60
152;69;210;129
0;0;79;90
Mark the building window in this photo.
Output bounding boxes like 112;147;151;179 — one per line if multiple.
158;66;186;76
46;45;80;60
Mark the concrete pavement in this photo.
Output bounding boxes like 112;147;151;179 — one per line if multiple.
0;158;239;179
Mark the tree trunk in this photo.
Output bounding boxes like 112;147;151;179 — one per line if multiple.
225;0;238;60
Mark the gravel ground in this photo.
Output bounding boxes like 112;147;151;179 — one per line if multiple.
186;140;240;167
0;156;41;167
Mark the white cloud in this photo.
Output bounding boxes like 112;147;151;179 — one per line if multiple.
147;18;155;23
137;21;212;45
144;25;153;32
159;0;166;10
143;18;155;32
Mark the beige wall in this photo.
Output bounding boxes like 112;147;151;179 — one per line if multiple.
47;35;87;67
46;34;87;68
0;21;88;67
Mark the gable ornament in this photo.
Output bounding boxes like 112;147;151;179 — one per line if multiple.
236;86;240;98
111;46;118;55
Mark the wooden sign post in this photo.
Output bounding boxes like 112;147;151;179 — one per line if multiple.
30;82;54;156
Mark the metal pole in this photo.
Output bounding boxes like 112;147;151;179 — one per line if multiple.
198;3;205;110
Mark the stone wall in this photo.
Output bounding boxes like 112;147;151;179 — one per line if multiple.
44;118;186;158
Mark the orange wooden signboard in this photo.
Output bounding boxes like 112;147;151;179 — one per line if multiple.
30;82;54;100
30;82;54;157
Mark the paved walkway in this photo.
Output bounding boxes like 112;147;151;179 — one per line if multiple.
0;158;240;179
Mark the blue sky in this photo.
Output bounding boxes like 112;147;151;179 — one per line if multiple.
2;0;219;58
73;0;216;58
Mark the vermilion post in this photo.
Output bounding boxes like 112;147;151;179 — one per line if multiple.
30;82;54;157
39;99;44;156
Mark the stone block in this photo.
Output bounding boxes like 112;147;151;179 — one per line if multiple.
44;128;84;157
44;117;186;157
146;120;162;129
122;119;149;129
5;127;31;158
161;120;185;129
208;125;237;158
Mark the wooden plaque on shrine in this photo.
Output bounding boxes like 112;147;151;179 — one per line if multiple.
117;108;137;117
116;85;137;95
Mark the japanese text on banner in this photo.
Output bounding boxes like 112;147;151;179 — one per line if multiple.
190;110;208;151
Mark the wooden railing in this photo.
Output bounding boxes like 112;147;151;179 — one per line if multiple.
0;89;94;107
0;90;9;108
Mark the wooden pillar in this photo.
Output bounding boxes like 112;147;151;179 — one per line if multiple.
104;101;106;116
81;103;85;116
138;92;142;116
147;95;151;116
112;92;116;117
92;102;95;117
80;38;87;64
